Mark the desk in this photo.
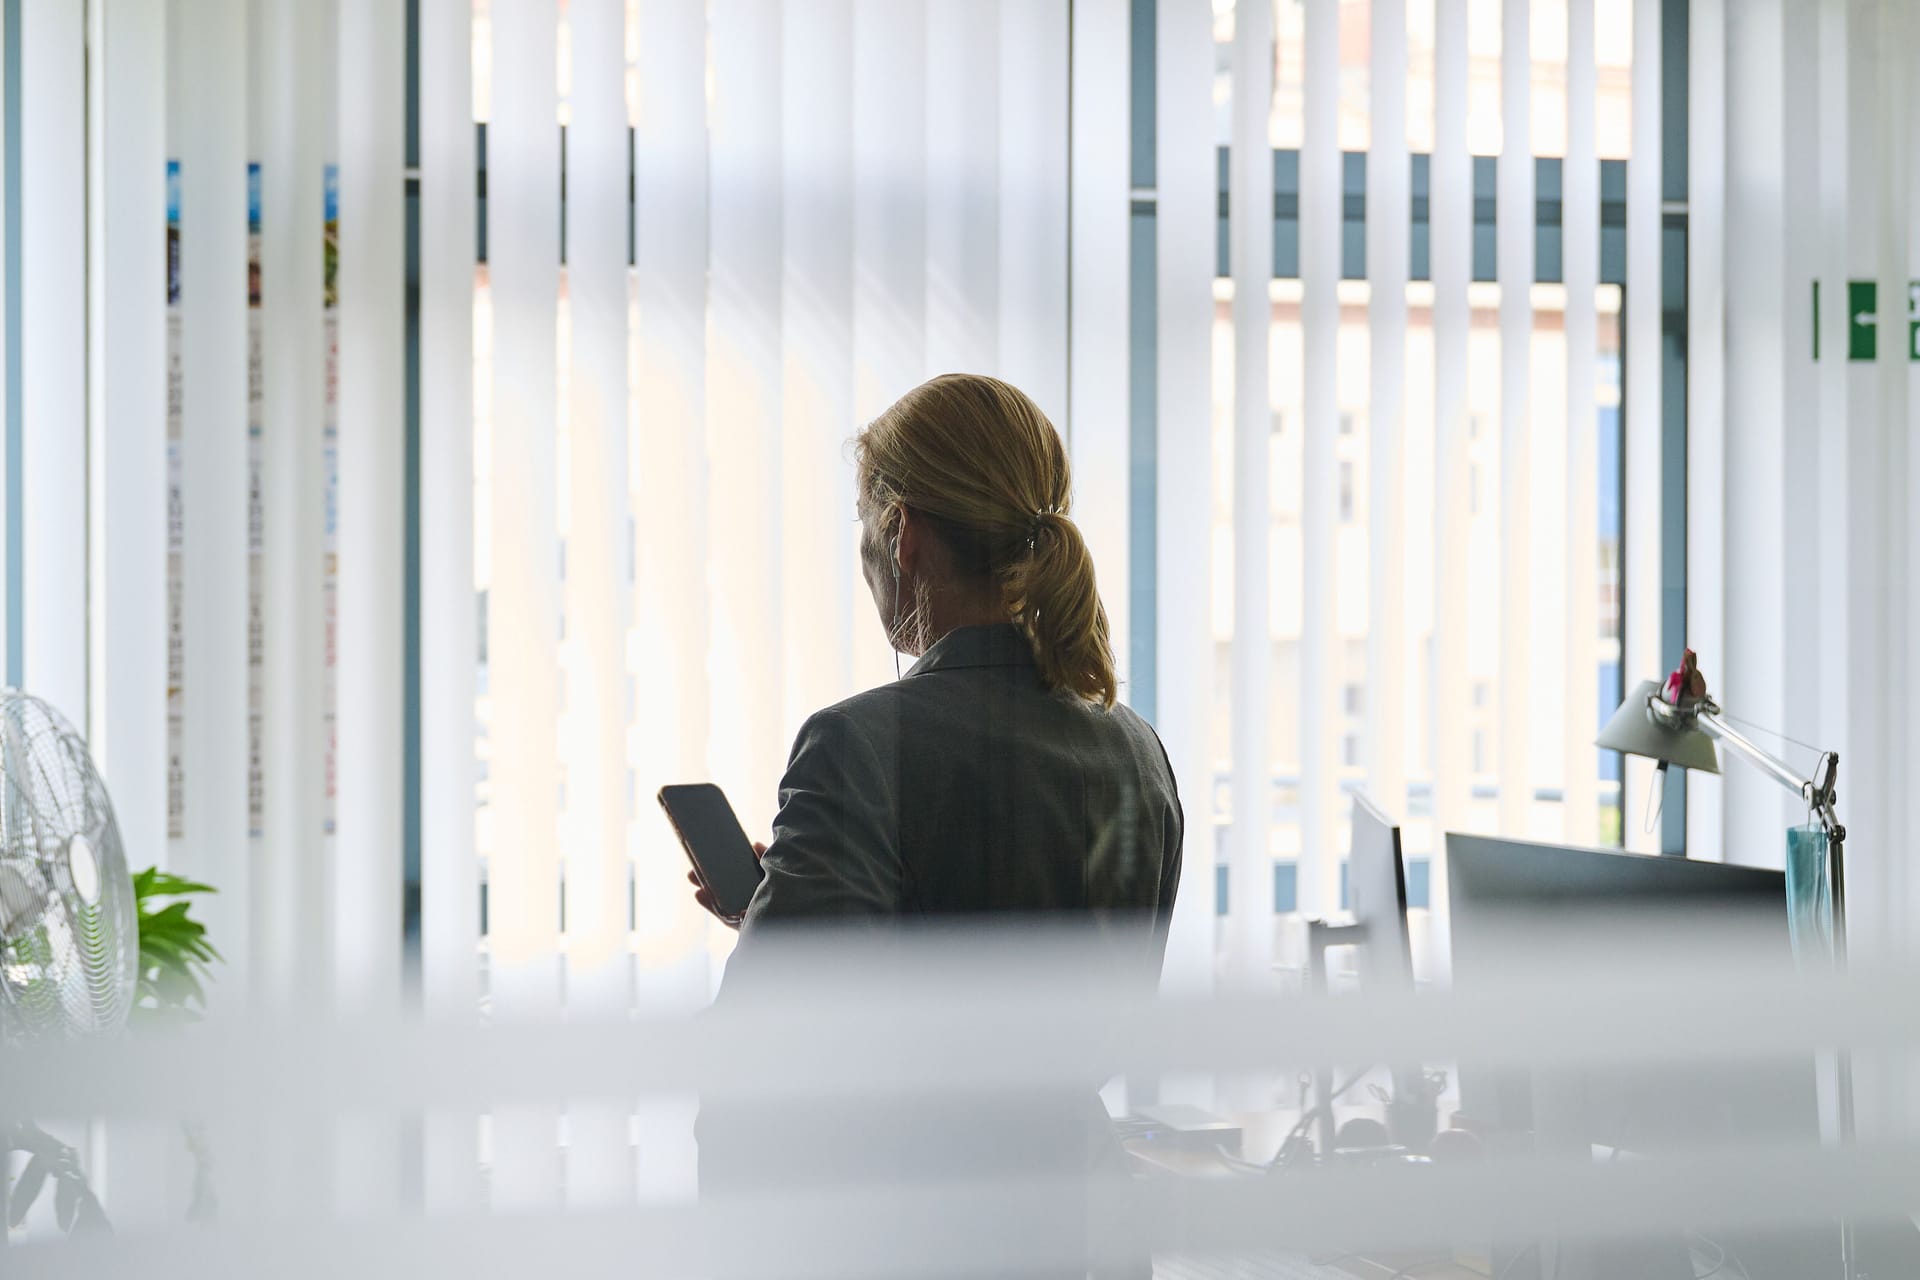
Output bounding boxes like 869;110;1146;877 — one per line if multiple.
1128;1108;1488;1280
1151;1249;1487;1279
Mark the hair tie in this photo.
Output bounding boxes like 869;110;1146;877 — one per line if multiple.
1026;515;1043;552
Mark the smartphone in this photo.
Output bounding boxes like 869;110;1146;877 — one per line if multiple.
657;783;764;923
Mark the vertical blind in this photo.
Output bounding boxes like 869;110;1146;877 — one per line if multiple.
0;0;1914;1206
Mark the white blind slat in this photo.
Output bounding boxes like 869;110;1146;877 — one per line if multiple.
851;0;927;686
1300;0;1339;918
1562;0;1600;846
1067;0;1130;697
21;0;86;723
91;0;172;1232
91;0;168;908
997;0;1069;426
1725;0;1790;864
1226;0;1273;983
1685;0;1725;861
1429;0;1471;963
1779;0;1821;855
779;0;856;741
1155;0;1214;999
924;0;999;376
1879;0;1916;948
563;0;636;1208
418;0;480;1217
1622;0;1663;853
1811;0;1849;789
1496;0;1534;838
333;0;409;1218
336;0;407;1010
1367;0;1409;832
419;0;478;1025
630;0;711;1018
171;0;253;995
708;0;786;848
487;0;563;1208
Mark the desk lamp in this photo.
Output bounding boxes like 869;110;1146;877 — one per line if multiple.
1596;653;1856;1279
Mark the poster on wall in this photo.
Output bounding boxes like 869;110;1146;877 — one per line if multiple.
167;160;185;843
248;163;265;842
323;164;339;837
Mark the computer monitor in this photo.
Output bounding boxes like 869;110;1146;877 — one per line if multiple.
1446;834;1813;1142
1445;835;1826;1280
1346;793;1413;993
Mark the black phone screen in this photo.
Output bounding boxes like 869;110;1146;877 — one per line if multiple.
657;783;764;921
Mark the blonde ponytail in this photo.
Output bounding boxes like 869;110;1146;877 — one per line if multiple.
1002;510;1116;707
855;374;1119;708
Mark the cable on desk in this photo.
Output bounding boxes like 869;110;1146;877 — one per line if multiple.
1492;1242;1538;1280
1686;1230;1729;1280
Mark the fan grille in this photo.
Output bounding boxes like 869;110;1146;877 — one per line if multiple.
0;691;138;1039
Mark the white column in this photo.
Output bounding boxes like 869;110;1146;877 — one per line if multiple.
1300;0;1339;917
1155;0;1215;995
708;0;786;844
1429;0;1471;960
20;0;85;724
171;0;253;993
564;0;635;1208
487;0;563;1208
1068;0;1130;697
1622;0;1664;853
997;0;1070;426
1226;0;1273;985
1367;0;1409;832
1562;0;1600;846
419;0;480;1216
924;0;999;377
1496;0;1533;838
779;0;856;741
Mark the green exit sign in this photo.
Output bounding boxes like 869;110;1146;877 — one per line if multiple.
1813;280;1920;361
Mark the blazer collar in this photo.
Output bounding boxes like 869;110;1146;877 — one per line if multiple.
905;623;1037;677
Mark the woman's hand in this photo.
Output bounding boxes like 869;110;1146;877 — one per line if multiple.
688;842;767;929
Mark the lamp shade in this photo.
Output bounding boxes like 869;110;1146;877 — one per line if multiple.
1595;680;1721;774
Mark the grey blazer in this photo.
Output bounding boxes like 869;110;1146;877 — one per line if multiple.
701;624;1181;1279
733;622;1183;956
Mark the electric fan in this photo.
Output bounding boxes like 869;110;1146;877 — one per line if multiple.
0;690;138;1040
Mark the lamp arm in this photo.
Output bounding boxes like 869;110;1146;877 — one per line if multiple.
1695;709;1822;808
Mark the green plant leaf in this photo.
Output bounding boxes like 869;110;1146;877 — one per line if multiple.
137;871;217;898
142;902;196;929
9;1153;49;1228
132;864;223;1020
